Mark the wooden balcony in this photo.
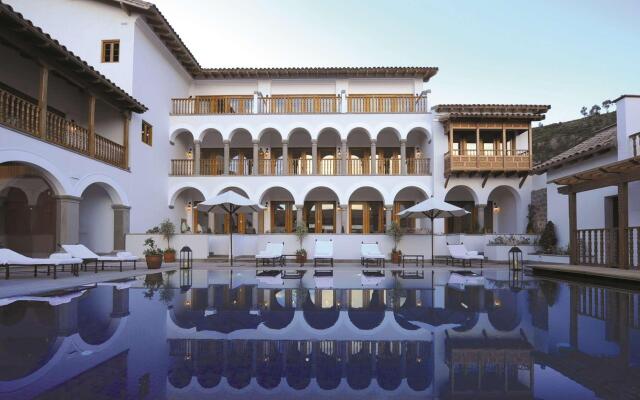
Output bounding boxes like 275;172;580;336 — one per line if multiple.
171;94;428;115
1;87;126;169
444;149;530;176
170;159;194;176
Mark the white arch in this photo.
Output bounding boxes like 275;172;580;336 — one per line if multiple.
170;125;196;143
344;182;390;205
300;183;343;205
168;183;208;207
228;127;253;143
73;174;128;205
198;127;224;143
444;184;479;204
390;184;431;202
374;125;402;142
481;184;522;206
315;125;342;141
257;184;297;205
257;126;283;142
345;125;372;140
0;149;70;195
404;125;432;142
286;126;313;142
215;184;255;200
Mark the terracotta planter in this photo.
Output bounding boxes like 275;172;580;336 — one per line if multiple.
296;253;307;265
163;251;176;263
391;251;402;264
145;255;163;269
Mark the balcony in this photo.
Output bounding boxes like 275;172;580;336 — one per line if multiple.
444;149;530;176
1;88;127;169
171;94;428;115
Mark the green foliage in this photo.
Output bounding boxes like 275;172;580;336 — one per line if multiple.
159;218;176;251
386;221;404;252
294;223;308;251
526;204;536;233
143;238;164;256
538;221;557;253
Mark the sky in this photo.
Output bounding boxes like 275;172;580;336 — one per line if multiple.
153;0;640;123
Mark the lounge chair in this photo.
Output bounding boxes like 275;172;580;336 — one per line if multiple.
255;242;285;268
62;244;138;272
446;243;484;268
360;242;385;268
255;269;283;285
313;239;334;288
448;270;485;290
0;249;82;279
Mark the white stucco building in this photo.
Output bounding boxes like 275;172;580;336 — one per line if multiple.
13;0;629;263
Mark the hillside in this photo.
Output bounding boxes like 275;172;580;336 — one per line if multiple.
532;112;616;164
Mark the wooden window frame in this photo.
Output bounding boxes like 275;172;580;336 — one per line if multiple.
101;40;120;63
349;201;384;234
270;201;294;233
141;120;152;146
304;201;336;234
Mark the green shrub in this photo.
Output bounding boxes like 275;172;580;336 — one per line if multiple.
538;221;557;253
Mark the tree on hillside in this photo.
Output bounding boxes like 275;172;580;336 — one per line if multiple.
589;104;601;115
602;99;612;113
580;106;588;117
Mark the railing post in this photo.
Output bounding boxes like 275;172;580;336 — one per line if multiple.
340;90;347;113
88;95;96;157
501;125;506;171
194;140;201;175
370;139;377;175
223;140;230;175
341;139;348;175
619;182;629;269
282;140;289;176
37;65;48;138
252;92;259;114
400;139;407;175
569;192;577;264
252;140;259;175
123;112;130;169
312;139;318;175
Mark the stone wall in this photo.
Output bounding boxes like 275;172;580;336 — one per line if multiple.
530;188;547;233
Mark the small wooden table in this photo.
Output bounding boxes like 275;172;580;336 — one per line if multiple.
402;254;425;268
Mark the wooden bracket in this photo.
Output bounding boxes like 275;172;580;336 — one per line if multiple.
444;175;450;189
519;174;528;188
481;174;490;188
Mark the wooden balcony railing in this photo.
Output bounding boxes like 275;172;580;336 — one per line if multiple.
347;158;371;175
347;95;428;113
318;157;340;175
288;158;313;175
261;95;339;114
576;228;618;266
229;159;252;176
407;158;430;175
444;149;530;175
201;159;223;175
171;94;429;115
171;159;194;176
376;158;402;175
2;87;126;169
258;158;284;175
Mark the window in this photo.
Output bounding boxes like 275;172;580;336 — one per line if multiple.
349;202;384;234
101;40;120;63
141;121;152;146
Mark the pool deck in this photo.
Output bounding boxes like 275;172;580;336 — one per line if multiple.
528;263;640;283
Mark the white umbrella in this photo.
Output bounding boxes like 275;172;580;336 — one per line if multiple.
397;196;469;265
197;191;264;265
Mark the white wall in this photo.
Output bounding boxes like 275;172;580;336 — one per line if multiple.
79;184;114;253
615;96;640;160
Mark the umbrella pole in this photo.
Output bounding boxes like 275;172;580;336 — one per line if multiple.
229;210;234;266
431;216;435;265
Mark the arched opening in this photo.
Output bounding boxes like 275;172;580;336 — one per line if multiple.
487;186;519;233
78;286;121;345
258;128;283;176
303;187;339;233
406;128;430;175
200;129;224;176
348;187;385;234
376;128;401;175
215;187;255;234
303;290;339;330
316;341;342;390
256;341;283;389
317;128;341;176
227;341;252;389
260;187;296;234
170;129;195;175
445;186;478;234
288;128;312;176
346;128;371;175
376;342;403;390
171;187;206;234
393;186;428;233
0;162;57;256
346;342;372;390
79;183;115;253
488;290;521;331
229;129;253;176
285;341;312;390
348;289;386;330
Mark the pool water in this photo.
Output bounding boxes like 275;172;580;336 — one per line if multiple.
0;268;638;399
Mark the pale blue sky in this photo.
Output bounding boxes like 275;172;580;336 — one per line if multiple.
154;0;640;123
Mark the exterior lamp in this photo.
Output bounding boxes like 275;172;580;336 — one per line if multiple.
186;148;193;159
493;203;500;213
508;246;523;271
179;269;192;292
179;246;193;270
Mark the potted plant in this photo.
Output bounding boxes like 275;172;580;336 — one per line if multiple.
386;221;404;264
295;223;308;264
143;238;164;269
159;218;177;262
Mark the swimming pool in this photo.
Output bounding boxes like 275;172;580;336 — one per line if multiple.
0;268;637;399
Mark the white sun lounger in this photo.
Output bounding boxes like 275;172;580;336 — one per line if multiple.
448;271;486;291
313;239;334;288
360;242;386;268
62;244;138;272
0;290;86;306
446;243;484;268
0;249;82;279
255;242;284;268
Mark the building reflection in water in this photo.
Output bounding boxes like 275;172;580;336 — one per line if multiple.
1;270;640;399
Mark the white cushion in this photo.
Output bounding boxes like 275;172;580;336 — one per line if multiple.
314;241;333;258
0;249;81;265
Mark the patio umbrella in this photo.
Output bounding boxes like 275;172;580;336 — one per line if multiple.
397;196;468;265
197;191;264;265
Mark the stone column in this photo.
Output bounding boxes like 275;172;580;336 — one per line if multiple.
341;139;348;175
223;140;230;175
340;204;349;234
385;204;393;231
252;140;259;176
311;139;318;175
295;204;304;227
112;204;131;251
194;140;201;175
55;195;80;247
476;204;486;234
282;140;289;175
400;139;407;175
111;287;130;317
370;139;377;175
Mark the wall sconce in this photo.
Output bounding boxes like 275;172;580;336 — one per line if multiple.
186;201;192;211
493;203;500;213
186;148;193;158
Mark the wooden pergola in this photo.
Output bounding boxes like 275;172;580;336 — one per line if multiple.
553;155;640;268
